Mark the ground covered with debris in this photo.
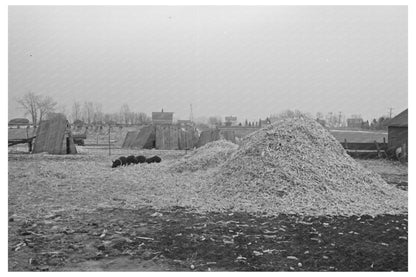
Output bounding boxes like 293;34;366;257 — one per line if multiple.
9;206;407;271
169;140;238;172
213;115;407;216
8;115;408;271
358;159;408;191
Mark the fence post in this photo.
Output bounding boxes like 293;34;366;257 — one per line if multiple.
375;140;381;158
108;125;111;156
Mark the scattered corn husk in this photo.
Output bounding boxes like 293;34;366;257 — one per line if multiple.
8;115;407;218
169;140;238;172
211;114;407;216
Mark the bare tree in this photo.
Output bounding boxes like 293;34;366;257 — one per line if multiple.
38;95;57;122
208;116;222;127
93;102;103;123
58;104;67;115
269;110;304;122
72;101;82;122
57;104;68;120
17;92;40;126
120;104;130;124
82;102;94;124
325;112;340;128
137;112;151;124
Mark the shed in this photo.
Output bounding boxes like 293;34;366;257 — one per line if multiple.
347;118;364;128
387;109;408;151
156;125;179;150
132;125;156;149
178;126;199;150
121;125;156;149
32;113;77;154
122;131;139;148
9;118;30;126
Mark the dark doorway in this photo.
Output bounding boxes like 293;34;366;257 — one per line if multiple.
66;137;70;154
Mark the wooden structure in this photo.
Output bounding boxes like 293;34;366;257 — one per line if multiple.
156;125;179;150
196;129;221;148
122;131;139;148
8;127;37;151
121;124;198;150
178;126;198;150
32;113;77;154
225;116;238;126
387;109;408;151
73;119;84;128
156;125;199;150
72;129;87;146
8;118;31;127
132;125;156;149
347;118;364;128
152;111;174;125
342;138;388;159
72;134;86;146
122;125;156;149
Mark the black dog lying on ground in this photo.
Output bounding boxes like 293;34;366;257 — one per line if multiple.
112;155;161;168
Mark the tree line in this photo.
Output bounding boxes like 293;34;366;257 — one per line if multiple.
16;92;392;130
16;92;151;126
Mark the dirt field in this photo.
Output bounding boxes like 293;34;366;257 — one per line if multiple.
8;146;408;271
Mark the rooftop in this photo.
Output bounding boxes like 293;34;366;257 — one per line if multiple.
387;109;408;127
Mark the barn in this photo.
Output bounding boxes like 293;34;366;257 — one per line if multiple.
387;109;408;152
152;111;173;125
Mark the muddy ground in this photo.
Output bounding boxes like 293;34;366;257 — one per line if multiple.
9;206;407;271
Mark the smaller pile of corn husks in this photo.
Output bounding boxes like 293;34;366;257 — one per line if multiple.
212;114;407;216
169;140;238;172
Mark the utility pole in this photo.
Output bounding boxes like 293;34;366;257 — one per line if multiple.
190;104;194;122
388;107;394;119
108;124;111;156
338;112;342;127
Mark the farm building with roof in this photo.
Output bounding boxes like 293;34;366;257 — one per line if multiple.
347;118;364;128
8;118;31;128
152;111;173;125
387;109;408;151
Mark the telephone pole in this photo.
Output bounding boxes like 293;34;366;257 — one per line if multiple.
388;107;394;119
338;112;342;127
190;104;194;122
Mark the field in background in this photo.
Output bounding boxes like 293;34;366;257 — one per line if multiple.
329;129;388;143
69;125;390;151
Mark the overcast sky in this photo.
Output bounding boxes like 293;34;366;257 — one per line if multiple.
8;5;407;122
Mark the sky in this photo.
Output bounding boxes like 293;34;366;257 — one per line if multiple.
8;5;408;122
